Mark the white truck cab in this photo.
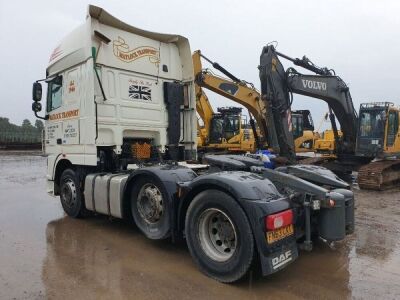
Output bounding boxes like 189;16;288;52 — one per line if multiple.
32;5;196;196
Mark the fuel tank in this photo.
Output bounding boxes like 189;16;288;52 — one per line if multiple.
84;173;129;218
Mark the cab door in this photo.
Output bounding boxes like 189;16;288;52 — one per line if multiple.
385;110;400;155
45;75;64;153
292;114;304;140
223;114;240;141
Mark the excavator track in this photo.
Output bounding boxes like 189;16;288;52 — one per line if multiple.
357;160;400;190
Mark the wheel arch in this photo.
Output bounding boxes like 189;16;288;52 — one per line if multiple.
177;172;290;239
54;159;73;195
177;183;241;238
121;166;197;234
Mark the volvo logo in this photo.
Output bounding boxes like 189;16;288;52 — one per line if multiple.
302;79;327;91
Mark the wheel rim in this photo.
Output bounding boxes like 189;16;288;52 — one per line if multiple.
137;183;163;224
198;208;237;262
61;179;77;209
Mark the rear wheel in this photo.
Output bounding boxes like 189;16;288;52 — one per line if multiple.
185;190;255;283
130;176;170;239
59;169;86;218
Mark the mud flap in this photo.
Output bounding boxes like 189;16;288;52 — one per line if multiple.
259;243;298;276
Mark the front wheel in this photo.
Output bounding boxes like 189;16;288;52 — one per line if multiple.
185;190;255;283
59;169;86;218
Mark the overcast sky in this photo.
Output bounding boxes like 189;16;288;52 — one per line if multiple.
1;0;399;129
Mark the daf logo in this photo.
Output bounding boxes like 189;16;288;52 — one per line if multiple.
272;250;292;269
302;79;327;91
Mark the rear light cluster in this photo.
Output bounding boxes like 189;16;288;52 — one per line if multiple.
265;209;293;231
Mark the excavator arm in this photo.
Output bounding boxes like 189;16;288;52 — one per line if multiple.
259;46;299;162
286;71;358;154
193;50;276;151
195;84;214;135
259;45;358;158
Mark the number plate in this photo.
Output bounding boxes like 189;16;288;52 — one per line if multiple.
266;224;294;244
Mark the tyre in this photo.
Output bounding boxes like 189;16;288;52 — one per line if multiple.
59;169;86;218
130;176;170;240
185;190;255;283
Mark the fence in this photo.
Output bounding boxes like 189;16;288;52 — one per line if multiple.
0;129;44;151
0;130;42;145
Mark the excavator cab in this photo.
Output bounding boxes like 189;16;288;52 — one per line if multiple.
294;110;315;131
292;110;318;152
209;107;242;143
356;102;395;158
291;109;315;139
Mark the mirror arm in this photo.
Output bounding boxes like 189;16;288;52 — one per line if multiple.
35;112;48;121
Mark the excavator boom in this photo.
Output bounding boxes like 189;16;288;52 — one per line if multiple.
195;85;214;134
259;46;297;162
193;51;271;149
286;72;358;155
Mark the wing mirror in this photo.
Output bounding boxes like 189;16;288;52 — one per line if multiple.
32;81;48;120
32;102;42;113
32;82;42;102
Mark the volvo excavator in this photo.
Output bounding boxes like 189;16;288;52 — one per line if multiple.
258;45;400;190
193;50;318;154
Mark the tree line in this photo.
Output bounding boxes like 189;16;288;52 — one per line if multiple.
0;117;44;144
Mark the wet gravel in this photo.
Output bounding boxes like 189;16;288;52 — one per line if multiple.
0;153;399;299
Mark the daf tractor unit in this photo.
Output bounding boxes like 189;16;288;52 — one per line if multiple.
31;5;354;283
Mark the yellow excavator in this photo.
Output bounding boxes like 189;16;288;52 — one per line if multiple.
356;103;400;189
314;129;342;156
292;109;319;153
193;50;319;154
196;85;255;153
312;112;342;156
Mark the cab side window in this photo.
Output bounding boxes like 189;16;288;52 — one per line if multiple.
292;116;303;139
47;76;63;112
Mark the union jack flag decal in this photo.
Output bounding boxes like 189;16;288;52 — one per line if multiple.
129;84;152;101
